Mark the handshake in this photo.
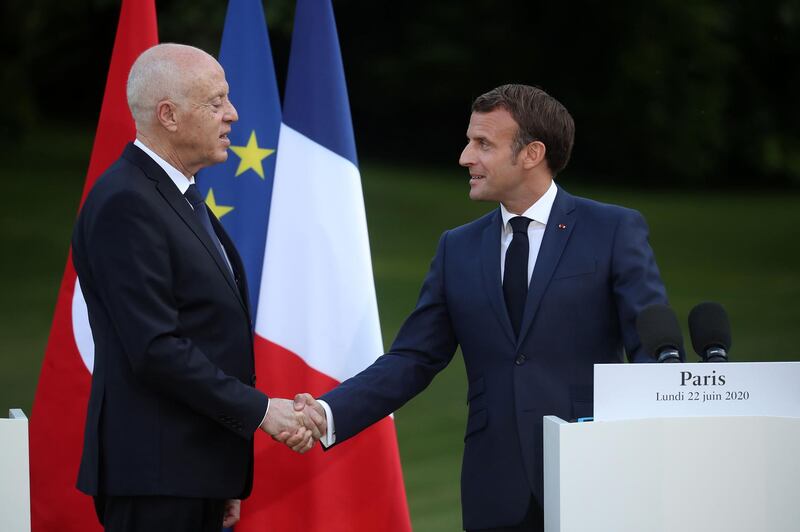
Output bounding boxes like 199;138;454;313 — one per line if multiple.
259;393;328;453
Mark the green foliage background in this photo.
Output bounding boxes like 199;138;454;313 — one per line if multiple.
2;0;800;185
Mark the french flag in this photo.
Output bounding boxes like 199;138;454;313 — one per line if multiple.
237;0;412;530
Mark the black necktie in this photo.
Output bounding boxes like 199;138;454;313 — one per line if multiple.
184;184;233;274
503;216;532;337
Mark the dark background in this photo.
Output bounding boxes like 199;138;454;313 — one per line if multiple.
3;0;800;187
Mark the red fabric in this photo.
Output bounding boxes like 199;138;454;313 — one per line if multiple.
239;335;412;532
29;2;157;530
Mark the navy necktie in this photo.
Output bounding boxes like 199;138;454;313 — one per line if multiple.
184;184;233;275
503;216;532;337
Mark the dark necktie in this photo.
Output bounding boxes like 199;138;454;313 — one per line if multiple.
503;216;532;337
184;184;233;275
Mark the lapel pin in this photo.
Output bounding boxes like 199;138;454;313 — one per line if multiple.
557;223;567;230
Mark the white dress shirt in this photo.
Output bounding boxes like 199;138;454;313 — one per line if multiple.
135;139;234;271
499;179;558;285
319;180;558;448
134;138;195;193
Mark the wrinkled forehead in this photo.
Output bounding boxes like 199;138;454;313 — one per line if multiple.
180;59;227;99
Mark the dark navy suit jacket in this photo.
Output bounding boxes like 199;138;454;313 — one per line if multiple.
322;187;668;530
72;143;269;499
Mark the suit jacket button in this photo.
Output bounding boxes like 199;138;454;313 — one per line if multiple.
515;353;527;366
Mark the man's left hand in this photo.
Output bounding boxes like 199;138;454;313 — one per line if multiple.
223;499;241;527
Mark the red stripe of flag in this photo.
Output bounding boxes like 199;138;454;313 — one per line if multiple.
243;336;411;531
30;2;157;530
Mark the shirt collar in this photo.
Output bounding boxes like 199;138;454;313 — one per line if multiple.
500;179;558;230
134;138;195;194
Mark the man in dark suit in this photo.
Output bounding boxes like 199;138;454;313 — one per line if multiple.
72;43;322;532
285;84;669;531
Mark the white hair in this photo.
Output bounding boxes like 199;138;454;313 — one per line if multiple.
126;43;214;128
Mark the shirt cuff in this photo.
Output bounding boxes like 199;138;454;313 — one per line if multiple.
258;398;270;430
317;399;336;447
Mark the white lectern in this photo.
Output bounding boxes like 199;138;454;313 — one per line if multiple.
543;415;800;532
1;409;31;532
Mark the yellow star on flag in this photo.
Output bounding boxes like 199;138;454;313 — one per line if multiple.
229;130;275;179
205;188;234;219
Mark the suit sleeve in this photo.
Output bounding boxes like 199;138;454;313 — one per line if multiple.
321;231;459;445
610;208;672;362
82;188;268;437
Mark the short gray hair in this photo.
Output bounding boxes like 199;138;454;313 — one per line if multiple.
126;43;211;127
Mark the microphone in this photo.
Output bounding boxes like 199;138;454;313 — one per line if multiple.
688;302;731;362
636;304;684;363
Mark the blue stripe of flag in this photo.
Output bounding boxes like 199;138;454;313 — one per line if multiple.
283;0;358;167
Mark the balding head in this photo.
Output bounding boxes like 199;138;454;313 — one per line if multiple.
127;43;219;130
126;43;238;177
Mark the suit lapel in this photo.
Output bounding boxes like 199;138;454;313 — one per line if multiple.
516;187;576;346
481;209;517;345
212;215;252;316
123;144;246;311
160;184;245;306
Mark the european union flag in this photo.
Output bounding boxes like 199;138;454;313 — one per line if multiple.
197;0;281;320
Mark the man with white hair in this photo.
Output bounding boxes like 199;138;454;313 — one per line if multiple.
72;43;324;531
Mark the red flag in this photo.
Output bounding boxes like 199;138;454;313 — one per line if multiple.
29;1;157;530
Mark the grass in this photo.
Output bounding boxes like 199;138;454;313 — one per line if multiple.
0;127;89;423
1;128;799;531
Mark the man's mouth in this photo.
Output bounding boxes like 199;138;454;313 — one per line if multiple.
470;175;485;181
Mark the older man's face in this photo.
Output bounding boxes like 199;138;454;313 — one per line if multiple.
176;59;238;174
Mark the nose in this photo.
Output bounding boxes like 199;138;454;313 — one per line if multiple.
226;100;239;123
459;142;474;167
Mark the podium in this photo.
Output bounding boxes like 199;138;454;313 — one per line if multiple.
0;409;31;532
543;360;800;532
544;415;800;531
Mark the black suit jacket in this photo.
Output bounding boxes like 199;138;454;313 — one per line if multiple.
72;143;269;499
322;188;668;529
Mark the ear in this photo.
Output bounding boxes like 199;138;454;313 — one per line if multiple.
155;100;179;132
521;140;547;170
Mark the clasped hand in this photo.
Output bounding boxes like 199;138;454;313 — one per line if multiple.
259;393;326;453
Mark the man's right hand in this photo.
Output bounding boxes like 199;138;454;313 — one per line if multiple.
271;393;328;453
260;397;322;453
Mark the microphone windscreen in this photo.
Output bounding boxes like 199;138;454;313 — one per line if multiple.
688;302;731;356
636;304;684;358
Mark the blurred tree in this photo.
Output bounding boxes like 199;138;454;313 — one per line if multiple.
1;0;119;140
575;0;736;186
0;2;38;142
725;0;800;186
2;0;798;187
